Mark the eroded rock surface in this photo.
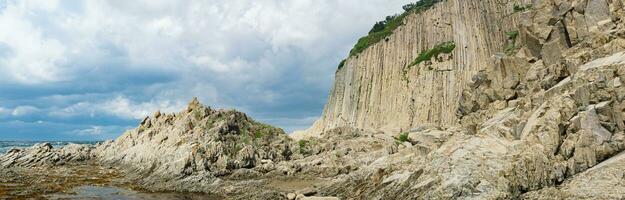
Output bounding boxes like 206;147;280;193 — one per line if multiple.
95;97;296;192
0;143;95;168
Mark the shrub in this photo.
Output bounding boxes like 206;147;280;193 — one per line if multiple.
254;131;264;139
398;132;409;143
241;135;250;144
506;30;519;40
504;30;520;55
337;59;347;71
349;0;444;57
298;140;309;154
408;41;456;68
513;4;531;13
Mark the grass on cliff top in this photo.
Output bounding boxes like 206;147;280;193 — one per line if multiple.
407;41;456;68
337;59;347;71
347;0;443;58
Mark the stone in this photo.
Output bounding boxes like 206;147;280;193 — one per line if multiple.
614;77;623;87
287;193;297;200
580;105;613;143
585;0;611;31
299;197;340;200
296;187;317;196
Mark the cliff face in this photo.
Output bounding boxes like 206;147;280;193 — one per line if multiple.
306;0;530;135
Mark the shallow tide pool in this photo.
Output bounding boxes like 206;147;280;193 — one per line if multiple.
46;186;223;200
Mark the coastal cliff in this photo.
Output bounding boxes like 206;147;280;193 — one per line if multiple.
3;0;625;199
304;0;530;136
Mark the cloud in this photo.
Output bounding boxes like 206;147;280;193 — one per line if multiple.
49;96;185;120
69;125;130;137
71;126;104;136
11;106;39;116
0;0;413;139
0;105;39;117
0;107;9;116
101;96;185;120
0;1;67;84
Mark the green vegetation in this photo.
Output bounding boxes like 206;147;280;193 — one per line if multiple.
397;132;409;143
337;59;346;71
505;30;520;55
348;0;443;57
506;30;519;40
407;41;456;67
298;140;309;154
241;134;251;144
205;119;215;129
254;131;264;139
253;123;277;139
513;4;531;13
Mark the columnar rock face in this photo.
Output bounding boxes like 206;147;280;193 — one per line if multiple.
305;0;531;136
313;0;625;198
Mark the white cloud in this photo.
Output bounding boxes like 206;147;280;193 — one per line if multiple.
50;96;186;120
0;8;68;84
0;0;413;136
102;96;185;119
0;0;411;84
0;107;9;116
68;125;134;138
48;102;94;118
71;126;104;136
11;106;39;116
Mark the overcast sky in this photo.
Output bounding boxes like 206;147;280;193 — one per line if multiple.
0;0;412;141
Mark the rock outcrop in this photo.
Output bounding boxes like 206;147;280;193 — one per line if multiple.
302;0;531;136
0;143;95;168
302;0;625;199
95;97;295;191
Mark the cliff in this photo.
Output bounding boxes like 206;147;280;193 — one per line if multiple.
303;0;530;136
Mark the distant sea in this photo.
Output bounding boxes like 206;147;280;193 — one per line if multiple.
0;141;101;154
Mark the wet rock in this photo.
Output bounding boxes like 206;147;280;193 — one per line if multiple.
287;193;297;200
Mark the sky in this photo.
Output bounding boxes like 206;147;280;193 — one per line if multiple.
0;0;412;141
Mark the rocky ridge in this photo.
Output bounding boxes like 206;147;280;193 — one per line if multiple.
95;97;296;192
0;143;95;168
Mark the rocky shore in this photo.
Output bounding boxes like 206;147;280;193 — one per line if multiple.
3;0;625;199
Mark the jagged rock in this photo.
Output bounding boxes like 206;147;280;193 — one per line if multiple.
586;0;612;31
0;143;95;168
95;98;295;191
